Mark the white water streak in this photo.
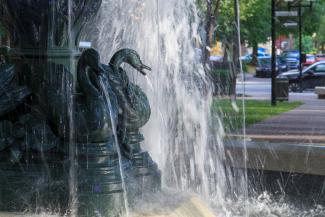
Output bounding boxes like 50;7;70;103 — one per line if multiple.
68;0;78;216
89;0;227;202
98;76;130;217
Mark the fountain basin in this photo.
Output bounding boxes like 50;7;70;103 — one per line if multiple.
0;197;216;217
0;214;58;217
133;197;216;217
225;140;325;176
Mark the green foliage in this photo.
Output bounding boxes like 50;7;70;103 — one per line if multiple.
196;0;325;51
240;0;271;47
301;0;325;36
294;35;315;53
195;0;207;13
215;0;271;47
210;68;230;77
209;68;234;95
277;0;325;38
215;0;235;43
316;14;325;51
212;99;303;132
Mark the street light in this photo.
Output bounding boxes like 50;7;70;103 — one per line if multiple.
271;0;276;106
285;0;315;92
271;0;315;105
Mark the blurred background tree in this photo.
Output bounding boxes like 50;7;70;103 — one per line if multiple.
276;0;325;53
195;0;325;96
196;0;221;64
294;35;314;53
316;14;325;52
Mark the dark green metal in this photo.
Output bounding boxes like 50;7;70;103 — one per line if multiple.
0;1;161;216
271;0;276;106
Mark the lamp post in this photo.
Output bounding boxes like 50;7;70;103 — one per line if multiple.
271;0;314;105
299;5;303;91
272;3;298;106
285;0;314;91
271;0;277;106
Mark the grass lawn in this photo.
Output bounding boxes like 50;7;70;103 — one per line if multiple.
212;99;303;132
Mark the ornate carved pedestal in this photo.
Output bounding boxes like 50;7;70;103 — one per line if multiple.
0;1;160;216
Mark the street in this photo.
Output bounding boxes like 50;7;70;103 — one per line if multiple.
236;73;317;103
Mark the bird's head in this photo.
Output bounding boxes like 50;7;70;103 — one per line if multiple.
79;48;105;74
110;49;151;76
124;50;151;76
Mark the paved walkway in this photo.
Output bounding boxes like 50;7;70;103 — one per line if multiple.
231;75;325;175
245;99;325;143
228;94;325;175
237;74;325;143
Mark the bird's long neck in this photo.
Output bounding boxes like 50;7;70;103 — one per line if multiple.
109;50;129;72
77;62;101;99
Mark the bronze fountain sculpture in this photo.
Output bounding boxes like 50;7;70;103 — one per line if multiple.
0;0;160;216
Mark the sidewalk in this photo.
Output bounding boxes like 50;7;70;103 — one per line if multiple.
245;97;325;143
227;97;325;175
231;75;325;175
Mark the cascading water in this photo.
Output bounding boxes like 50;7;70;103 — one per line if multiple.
68;0;78;216
2;0;324;216
98;75;130;217
87;0;232;210
83;0;325;216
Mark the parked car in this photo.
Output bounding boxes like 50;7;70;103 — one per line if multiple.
278;57;289;72
277;61;325;92
240;51;270;62
280;50;300;70
302;54;316;67
316;54;325;62
255;57;288;78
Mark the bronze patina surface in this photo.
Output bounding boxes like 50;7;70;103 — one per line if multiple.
0;1;160;216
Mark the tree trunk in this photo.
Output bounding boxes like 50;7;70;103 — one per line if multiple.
229;0;240;97
210;0;221;44
222;43;228;63
203;0;212;65
251;42;258;66
203;0;221;66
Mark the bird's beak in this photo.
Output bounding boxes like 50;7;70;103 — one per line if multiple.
138;64;151;76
